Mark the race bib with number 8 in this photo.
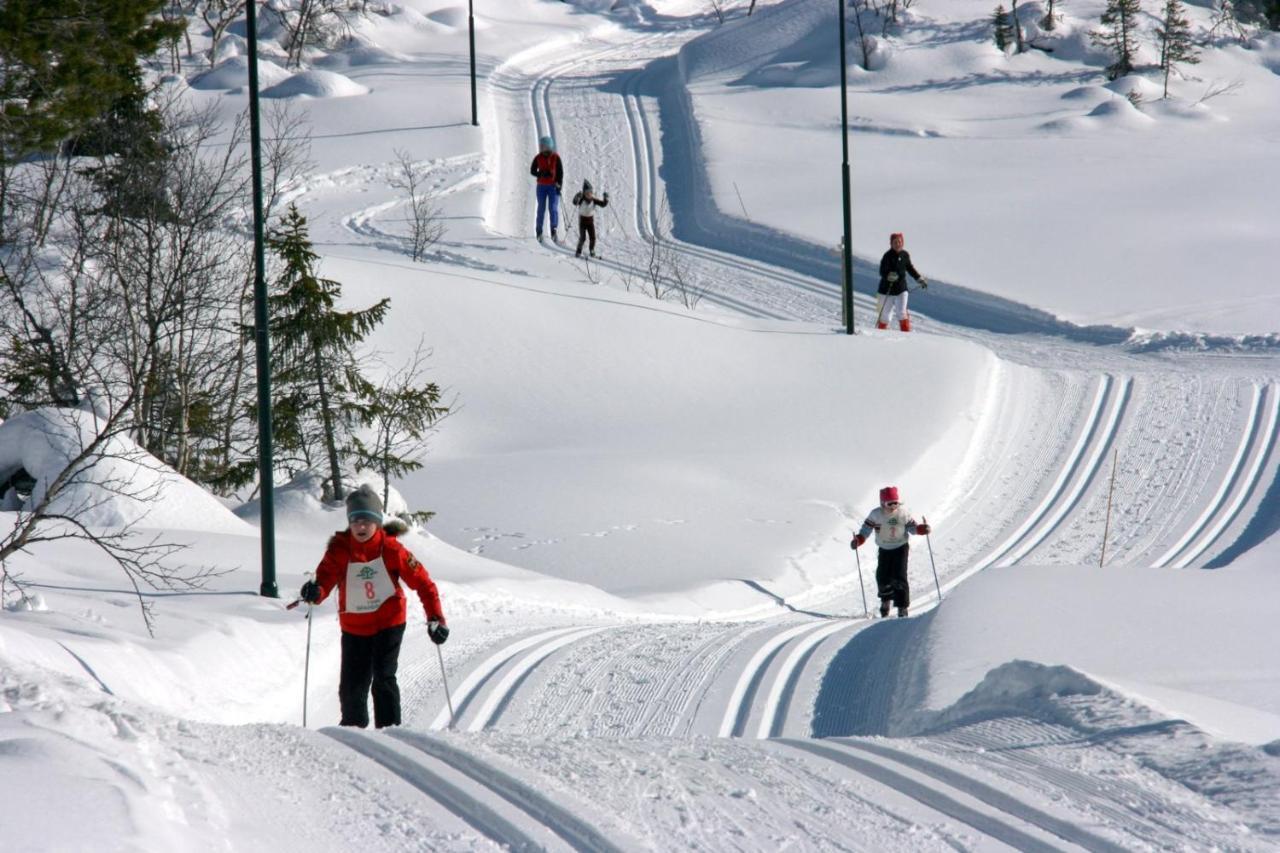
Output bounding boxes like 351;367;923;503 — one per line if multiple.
343;557;397;614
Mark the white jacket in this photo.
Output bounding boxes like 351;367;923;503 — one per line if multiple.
572;192;607;218
858;505;919;550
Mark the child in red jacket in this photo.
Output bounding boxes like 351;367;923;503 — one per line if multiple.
300;484;448;728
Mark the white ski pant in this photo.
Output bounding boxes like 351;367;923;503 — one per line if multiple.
876;291;909;325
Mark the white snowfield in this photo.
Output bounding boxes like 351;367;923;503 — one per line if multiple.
2;1;1279;851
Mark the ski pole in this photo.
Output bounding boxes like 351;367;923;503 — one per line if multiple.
302;602;313;727
435;642;456;729
853;545;870;619
922;516;942;603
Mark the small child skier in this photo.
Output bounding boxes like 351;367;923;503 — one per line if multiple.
529;135;564;242
850;486;931;618
299;484;449;728
877;232;928;332
571;180;609;258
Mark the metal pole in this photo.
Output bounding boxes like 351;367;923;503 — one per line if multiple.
853;546;870;619
468;0;478;127
302;604;313;726
436;643;456;728
246;0;278;598
1100;448;1118;567
923;516;942;602
838;0;855;335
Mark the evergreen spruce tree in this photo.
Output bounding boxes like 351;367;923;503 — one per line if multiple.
355;357;450;523
0;0;182;161
1092;0;1143;80
1158;0;1200;98
993;4;1014;51
266;204;390;502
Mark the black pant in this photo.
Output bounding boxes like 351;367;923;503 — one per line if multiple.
339;623;405;728
876;545;910;609
575;216;596;255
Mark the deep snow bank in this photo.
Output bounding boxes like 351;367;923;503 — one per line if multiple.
673;0;1280;335
322;253;996;608
0;409;251;533
814;553;1280;746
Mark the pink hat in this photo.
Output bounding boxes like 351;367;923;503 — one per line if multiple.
889;232;904;244
879;486;900;504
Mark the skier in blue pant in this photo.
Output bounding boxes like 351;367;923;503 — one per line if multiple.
529;135;564;242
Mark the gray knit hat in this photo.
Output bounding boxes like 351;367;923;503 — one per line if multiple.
346;484;383;523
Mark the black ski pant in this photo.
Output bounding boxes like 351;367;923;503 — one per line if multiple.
875;544;910;610
339;622;405;728
575;216;596;255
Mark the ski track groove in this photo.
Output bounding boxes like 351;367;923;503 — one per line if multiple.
430;626;588;730
963;375;1112;574
322;727;542;851
1000;376;1132;566
923;719;1260;849
1151;381;1263;567
1159;382;1278;568
720;620;839;738
387;730;631;853
772;738;1070;852
1080;373;1239;568
507;622;769;738
830;737;1128;853
463;627;609;732
919;369;1087;573
756;620;857;739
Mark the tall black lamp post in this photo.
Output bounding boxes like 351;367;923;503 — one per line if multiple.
245;0;278;597
838;0;855;335
469;0;478;126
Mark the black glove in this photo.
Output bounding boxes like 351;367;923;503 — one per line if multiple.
299;580;322;604
602;191;609;200
428;620;449;645
919;277;928;290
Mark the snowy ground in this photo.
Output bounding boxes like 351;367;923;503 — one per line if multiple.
3;0;1279;850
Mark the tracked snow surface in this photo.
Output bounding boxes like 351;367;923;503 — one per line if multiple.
2;0;1279;850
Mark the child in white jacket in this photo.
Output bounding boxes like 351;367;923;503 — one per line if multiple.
850;485;931;617
572;180;609;258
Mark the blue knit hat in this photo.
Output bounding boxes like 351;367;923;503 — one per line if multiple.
539;135;554;150
346;484;383;523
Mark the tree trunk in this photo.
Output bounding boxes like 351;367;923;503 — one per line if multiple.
312;344;344;501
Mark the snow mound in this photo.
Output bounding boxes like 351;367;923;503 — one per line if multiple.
315;45;406;69
1059;85;1107;101
261;70;370;99
1105;74;1164;102
188;56;291;91
1086;97;1153;123
909;660;1102;735
426;6;491;30
0;409;252;533
1146;99;1223;123
1040;95;1154;132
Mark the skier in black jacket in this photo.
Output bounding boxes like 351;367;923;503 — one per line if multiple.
877;232;928;332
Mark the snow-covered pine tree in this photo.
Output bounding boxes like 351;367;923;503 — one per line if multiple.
266;204;390;502
1158;0;1200;98
1092;0;1143;80
993;4;1013;51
